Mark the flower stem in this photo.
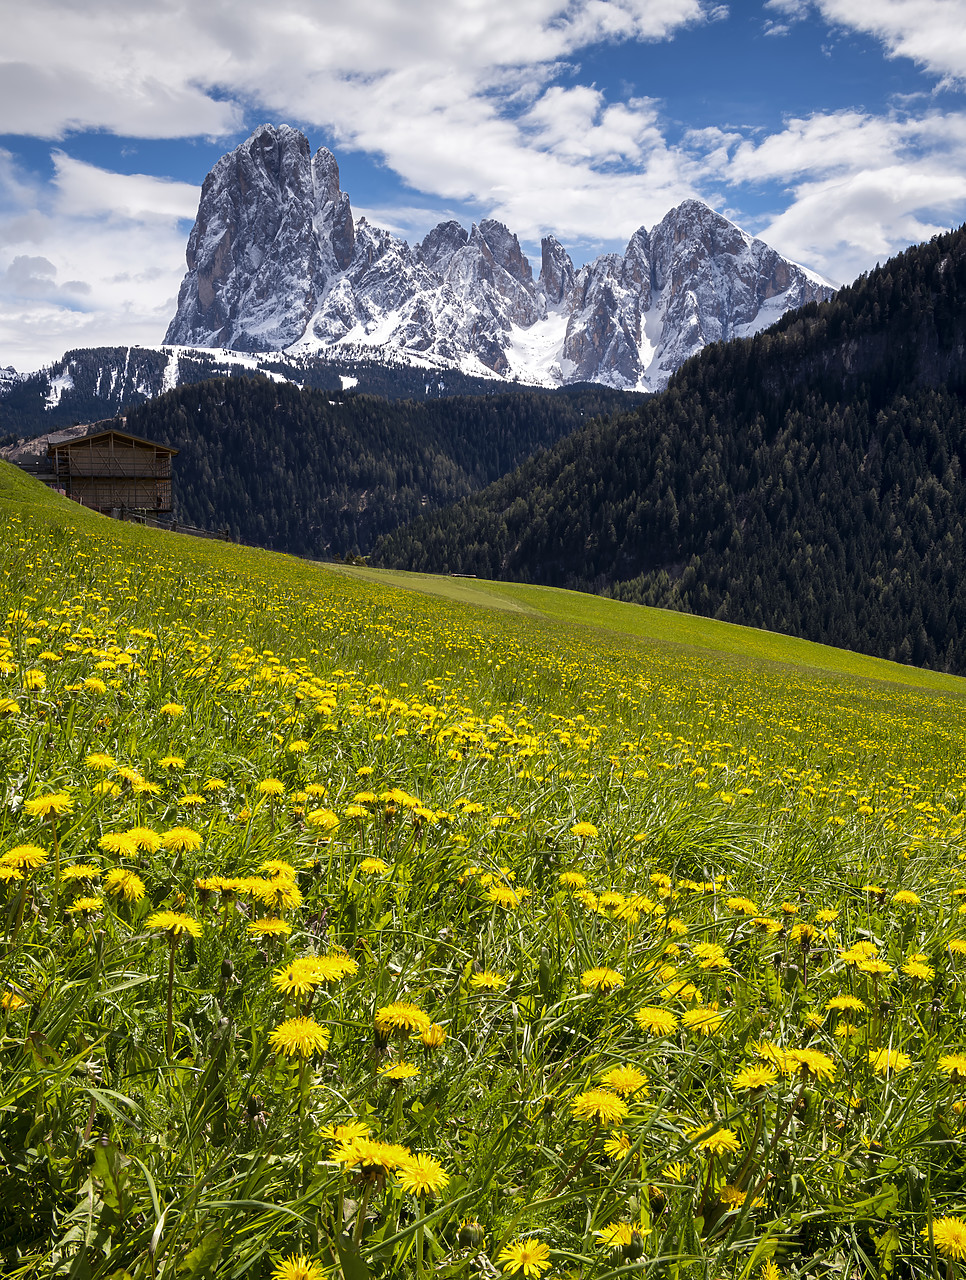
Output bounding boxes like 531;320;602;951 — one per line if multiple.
354;1181;372;1245
165;937;176;1059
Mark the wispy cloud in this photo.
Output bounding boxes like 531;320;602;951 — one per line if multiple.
0;151;195;368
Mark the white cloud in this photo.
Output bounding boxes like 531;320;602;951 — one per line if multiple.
1;0;966;365
780;1;966;82
760;165;966;283
0;153;195;370
718;108;966;282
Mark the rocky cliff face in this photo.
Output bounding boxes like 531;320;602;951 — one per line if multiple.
166;124;833;389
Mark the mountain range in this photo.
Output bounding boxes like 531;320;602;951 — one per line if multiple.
164;123;833;391
375;221;966;673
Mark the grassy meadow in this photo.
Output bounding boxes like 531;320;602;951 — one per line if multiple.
3;461;966;1279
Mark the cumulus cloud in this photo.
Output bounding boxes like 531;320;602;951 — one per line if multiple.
718;109;966;283
0;152;195;370
1;0;966;364
764;1;966;82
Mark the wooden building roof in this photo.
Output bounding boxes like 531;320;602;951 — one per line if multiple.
46;427;179;457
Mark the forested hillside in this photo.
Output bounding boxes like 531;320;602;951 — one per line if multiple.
0;346;531;441
123;377;635;557
376;223;966;673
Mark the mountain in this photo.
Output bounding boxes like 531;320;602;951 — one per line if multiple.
374;222;966;674
165;123;832;391
74;377;634;558
0;343;538;440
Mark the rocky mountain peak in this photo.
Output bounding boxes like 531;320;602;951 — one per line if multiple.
417;221;469;274
539;236;576;307
312;146;342;207
166;124;834;387
476;220;533;285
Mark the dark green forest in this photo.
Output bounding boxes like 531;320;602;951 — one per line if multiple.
123;379;637;557
376;223;966;673
0;346;526;441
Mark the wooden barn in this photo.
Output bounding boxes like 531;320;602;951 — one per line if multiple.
46;427;177;516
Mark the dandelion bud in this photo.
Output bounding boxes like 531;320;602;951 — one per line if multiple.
221;959;234;982
458;1221;486;1249
622;1230;646;1261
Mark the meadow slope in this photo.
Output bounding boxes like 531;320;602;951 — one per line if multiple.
3;462;966;1279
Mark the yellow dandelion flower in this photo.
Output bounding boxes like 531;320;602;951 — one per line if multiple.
62;864;100;881
103;868;145;902
334;1136;408;1175
487;885;527;909
248;917;292;937
159;703;184;717
570;1088;629;1125
938;1052;966;1079
826;994;866;1013
260;859;297;878
98;832;138;856
868;1047;912;1075
787;1047;836;1082
470;971;507;991
581;966;623;993
380;1061;420;1081
731;1065;778;1090
271;1254;327;1280
257;778;285;796
495;1239;551;1276
23;791;73;818
126;826;162;852
67;896;104;914
681;1005;728;1036
270;1016;330;1059
634;1005;679;1034
689;1125;741;1156
1;844;48;870
360;857;389;874
144;911;203;939
161;827;203;852
570;822;598;839
306;808;340;831
726;896;758;915
599;1065;648;1096
603;1130;634;1159
922;1218;966;1260
397;1152;449;1196
323;1119;371;1148
375;1002;432;1036
559;871;587;889
893;890;921;907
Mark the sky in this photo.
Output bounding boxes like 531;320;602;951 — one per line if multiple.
3;0;966;371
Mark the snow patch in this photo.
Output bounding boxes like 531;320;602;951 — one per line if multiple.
339;374;358;390
503;311;569;386
45;370;74;409
162;350;180;392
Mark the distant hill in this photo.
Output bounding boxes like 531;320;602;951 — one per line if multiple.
375;223;966;673
0;343;534;442
117;377;638;558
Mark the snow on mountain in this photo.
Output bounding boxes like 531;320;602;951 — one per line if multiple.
165;124;834;392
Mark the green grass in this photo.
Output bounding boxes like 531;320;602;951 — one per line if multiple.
4;462;966;1280
336;563;966;695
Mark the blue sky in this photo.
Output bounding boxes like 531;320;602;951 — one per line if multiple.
2;0;966;369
